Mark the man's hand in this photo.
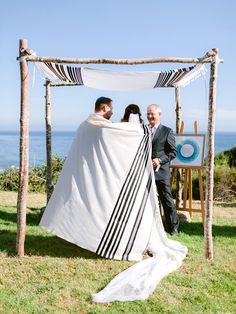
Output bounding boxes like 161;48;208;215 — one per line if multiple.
152;158;161;168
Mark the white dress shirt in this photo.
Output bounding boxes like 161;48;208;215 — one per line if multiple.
149;123;160;138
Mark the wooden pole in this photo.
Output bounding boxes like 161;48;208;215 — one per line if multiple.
188;169;193;218
175;87;181;134
198;170;205;223
50;83;81;87
45;81;53;203
205;49;219;260
179;121;184;134
16;39;29;257
183;169;188;212
175;87;182;210
194;121;198;134
20;52;224;65
194;121;205;223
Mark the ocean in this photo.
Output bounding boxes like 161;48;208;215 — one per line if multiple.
0;131;235;170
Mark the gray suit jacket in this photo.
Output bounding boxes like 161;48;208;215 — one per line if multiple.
151;124;177;182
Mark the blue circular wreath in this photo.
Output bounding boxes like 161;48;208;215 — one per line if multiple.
176;139;199;163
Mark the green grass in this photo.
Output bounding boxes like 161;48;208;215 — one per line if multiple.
0;192;235;313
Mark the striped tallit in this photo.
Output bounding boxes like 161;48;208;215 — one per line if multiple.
40;115;155;261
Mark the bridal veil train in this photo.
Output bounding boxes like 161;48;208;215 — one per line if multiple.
40;113;187;302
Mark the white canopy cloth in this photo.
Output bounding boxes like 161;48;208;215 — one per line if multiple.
40;114;187;302
36;62;206;90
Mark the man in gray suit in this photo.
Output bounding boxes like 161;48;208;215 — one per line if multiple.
147;104;179;235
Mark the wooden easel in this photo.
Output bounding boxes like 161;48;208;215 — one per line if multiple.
171;121;205;223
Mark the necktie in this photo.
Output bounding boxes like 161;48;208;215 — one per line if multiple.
151;127;155;138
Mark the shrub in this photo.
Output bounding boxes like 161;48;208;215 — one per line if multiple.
0;166;19;191
0;150;235;202
214;146;236;167
172;165;236;202
213;165;236;201
192;165;236;202
51;156;64;185
0;156;64;193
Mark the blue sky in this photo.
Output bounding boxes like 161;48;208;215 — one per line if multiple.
0;0;235;132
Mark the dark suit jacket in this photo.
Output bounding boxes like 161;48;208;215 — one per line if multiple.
151;124;177;182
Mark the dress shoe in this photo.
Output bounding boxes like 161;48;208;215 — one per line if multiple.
170;228;179;236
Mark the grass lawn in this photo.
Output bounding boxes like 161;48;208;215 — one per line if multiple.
0;191;235;313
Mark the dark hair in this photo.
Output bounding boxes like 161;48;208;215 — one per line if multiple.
95;97;112;112
121;104;143;124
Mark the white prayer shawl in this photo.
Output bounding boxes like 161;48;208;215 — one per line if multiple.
40;114;187;302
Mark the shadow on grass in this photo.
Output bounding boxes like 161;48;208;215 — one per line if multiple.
1;209;235;259
0;208;43;226
180;221;236;238
0;229;99;259
0;209;98;259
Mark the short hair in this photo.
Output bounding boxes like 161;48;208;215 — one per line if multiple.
148;104;162;113
95;97;112;112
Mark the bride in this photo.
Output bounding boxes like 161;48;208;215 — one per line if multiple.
121;104;144;125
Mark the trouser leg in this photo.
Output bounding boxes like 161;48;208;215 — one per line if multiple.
156;180;179;232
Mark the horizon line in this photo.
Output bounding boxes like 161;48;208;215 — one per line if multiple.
0;129;236;133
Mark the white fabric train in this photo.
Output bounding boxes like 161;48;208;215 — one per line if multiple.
40;114;187;302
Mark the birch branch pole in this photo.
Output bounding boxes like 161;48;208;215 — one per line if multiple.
45;81;53;203
175;86;182;210
16;39;29;257
205;49;219;260
19;49;224;65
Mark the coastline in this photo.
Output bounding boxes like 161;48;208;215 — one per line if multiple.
0;131;235;171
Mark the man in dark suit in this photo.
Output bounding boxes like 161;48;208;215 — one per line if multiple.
147;104;179;235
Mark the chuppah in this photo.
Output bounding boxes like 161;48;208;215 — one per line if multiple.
16;42;222;301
